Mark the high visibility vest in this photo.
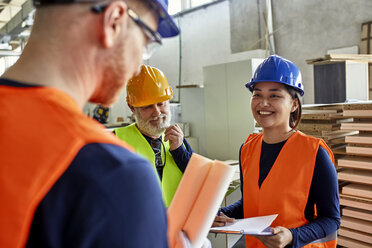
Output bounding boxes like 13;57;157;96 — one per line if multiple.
0;86;133;248
241;131;337;248
115;124;183;207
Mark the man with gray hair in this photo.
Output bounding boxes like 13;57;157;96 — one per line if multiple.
115;64;193;208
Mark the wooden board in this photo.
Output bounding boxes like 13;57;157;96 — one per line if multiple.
370;64;372;90
338;169;372;185
303;103;344;110
338;227;372;245
340;194;372;211
341;216;372;234
328;137;347;144
333;147;348;156
306;55;372;64
326;144;345;150
306;57;326;64
301;118;352;124
322;130;358;141
306;54;372;64
334;147;372;157
346;146;372;156
343;109;372;117
342;184;372;199
353;118;372;123
301;113;343;120
341;122;372;131
302;109;338;114
323;129;357;136
338;156;372;171
342;207;372;222
345;133;372;144
334;155;347;166
338;235;372;248
298;123;340;132
326;54;372;61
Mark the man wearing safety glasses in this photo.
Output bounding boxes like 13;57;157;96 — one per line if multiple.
0;0;179;247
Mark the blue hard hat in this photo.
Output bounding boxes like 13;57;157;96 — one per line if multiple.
246;55;304;96
33;0;180;38
152;0;180;38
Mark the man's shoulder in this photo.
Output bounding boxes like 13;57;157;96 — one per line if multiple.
68;143;162;206
71;142;153;178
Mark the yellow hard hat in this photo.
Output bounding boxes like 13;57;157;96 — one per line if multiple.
126;65;173;107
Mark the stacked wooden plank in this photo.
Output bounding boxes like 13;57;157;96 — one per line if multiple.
300;102;372;247
336;102;372;248
299;104;354;160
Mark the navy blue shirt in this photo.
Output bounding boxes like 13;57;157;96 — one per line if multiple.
222;139;340;248
26;143;169;248
1;80;168;248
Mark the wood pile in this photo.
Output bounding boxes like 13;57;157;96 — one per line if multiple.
300;102;372;247
299;104;353;162
337;102;372;247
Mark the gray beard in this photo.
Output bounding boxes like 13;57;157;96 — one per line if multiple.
135;111;172;137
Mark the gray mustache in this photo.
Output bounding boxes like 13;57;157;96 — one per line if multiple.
150;114;167;121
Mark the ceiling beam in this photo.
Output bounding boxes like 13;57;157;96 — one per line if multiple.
0;0;33;38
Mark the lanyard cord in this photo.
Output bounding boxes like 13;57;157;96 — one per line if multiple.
151;138;166;169
160;140;166;168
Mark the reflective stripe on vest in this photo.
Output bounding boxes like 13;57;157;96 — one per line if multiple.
241;131;336;248
0;86;134;248
115;123;183;207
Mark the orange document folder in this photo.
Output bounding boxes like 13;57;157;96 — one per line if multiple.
167;153;236;248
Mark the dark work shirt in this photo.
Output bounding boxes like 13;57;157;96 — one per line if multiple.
222;139;340;248
26;144;169;248
143;134;193;180
259;140;286;187
0;80;168;247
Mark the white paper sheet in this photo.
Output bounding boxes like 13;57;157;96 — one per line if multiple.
210;214;278;235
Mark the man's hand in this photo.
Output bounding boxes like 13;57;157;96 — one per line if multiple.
252;226;293;248
212;212;235;227
164;124;184;151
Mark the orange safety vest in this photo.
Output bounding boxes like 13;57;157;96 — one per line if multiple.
241;131;337;248
0;85;133;248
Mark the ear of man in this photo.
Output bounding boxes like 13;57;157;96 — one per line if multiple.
102;1;129;48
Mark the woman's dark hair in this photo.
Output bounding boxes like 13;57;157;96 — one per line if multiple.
284;85;302;130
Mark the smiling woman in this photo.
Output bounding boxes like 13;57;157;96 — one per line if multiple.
213;55;340;248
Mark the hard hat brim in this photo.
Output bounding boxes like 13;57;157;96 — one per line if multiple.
245;80;304;96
